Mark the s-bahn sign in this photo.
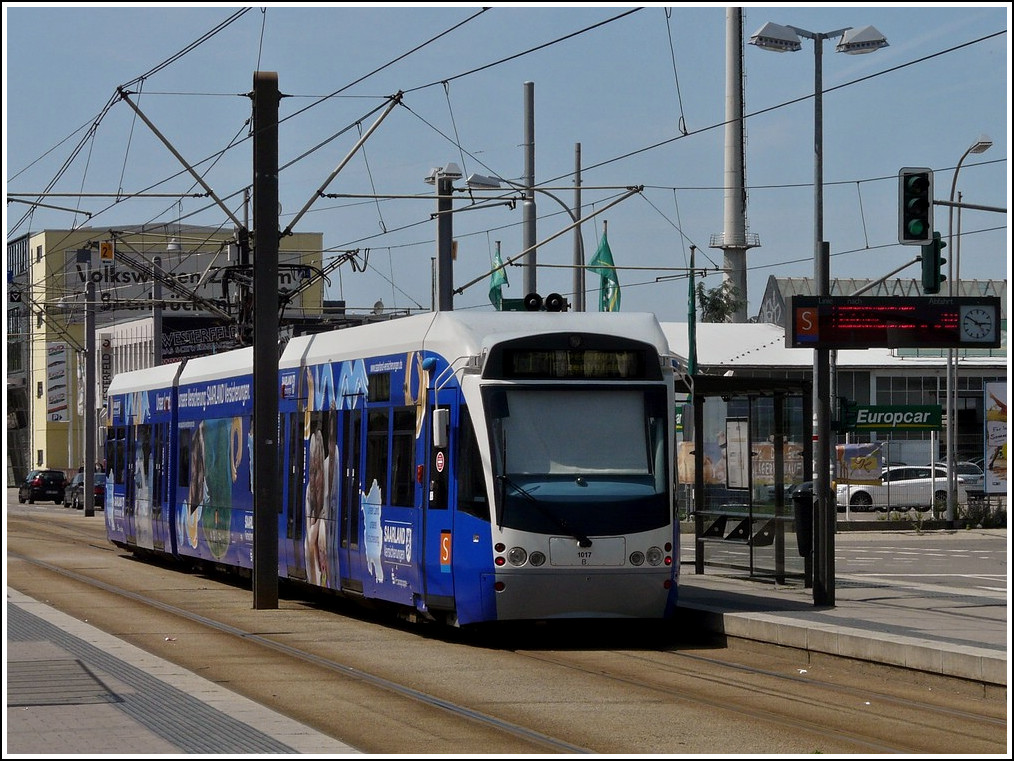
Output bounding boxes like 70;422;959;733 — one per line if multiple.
788;296;1002;349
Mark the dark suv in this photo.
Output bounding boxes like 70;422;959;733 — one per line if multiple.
18;469;68;504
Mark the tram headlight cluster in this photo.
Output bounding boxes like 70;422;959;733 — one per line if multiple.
629;546;667;566
506;546;527;566
495;542;670;567
497;546;548;567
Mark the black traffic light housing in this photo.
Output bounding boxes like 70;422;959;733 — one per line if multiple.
523;292;569;312
898;167;933;245
920;231;947;294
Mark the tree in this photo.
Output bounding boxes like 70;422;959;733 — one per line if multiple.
695;281;744;323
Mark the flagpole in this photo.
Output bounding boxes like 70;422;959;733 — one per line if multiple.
601;220;608;314
688;245;697;378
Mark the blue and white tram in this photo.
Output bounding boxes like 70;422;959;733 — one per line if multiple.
105;311;679;625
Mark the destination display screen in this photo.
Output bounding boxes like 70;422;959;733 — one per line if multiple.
483;333;662;381
788;296;1002;350
503;348;648;379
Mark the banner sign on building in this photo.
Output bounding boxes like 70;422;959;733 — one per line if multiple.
843;404;942;432
46;342;69;422
984;382;1006;495
161;317;241;362
100;334;114;400
835;442;883;485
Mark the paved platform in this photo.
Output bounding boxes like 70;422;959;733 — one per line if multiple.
5;588;361;756
676;569;1007;687
5;530;1008;755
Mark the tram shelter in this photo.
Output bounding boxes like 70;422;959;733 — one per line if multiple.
675;374;815;588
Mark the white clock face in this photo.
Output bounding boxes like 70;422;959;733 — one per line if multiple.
960;306;995;342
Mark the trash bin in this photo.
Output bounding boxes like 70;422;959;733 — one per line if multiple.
792;483;814;557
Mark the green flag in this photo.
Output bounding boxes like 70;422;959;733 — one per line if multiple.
488;243;509;310
588;231;621;312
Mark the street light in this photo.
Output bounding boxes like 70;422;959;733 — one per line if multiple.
424;162;462;311
946;136;992;525
750;20;888;606
465;172;586;310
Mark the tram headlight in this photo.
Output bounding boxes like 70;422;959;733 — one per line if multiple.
506;546;528;566
529;551;546;567
646;546;664;566
628;551;645;566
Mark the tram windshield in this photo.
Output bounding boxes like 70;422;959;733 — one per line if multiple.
485;387;670;536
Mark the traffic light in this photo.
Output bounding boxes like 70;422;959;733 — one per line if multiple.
920;231;946;294
898;167;933;245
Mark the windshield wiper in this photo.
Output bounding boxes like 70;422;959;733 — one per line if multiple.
495;474;592;547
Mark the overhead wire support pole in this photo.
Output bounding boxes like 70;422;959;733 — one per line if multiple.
251;71;280;610
282;92;403;237
117;87;244;229
522;81;537;297
82;251;96;518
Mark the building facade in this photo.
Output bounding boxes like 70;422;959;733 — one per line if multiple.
7;225;324;482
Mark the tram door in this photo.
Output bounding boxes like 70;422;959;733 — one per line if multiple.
339;407;362;593
421;398;455;612
123;426;137;545
282;412;306;578
150;423;169;552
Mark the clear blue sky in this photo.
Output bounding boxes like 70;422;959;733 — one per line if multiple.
4;4;1009;321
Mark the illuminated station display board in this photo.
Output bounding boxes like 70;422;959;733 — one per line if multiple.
788;296;1002;350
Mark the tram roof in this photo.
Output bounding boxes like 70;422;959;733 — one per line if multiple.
281;311;670;370
106;361;184;395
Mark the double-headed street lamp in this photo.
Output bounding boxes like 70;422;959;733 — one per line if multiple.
466;171;586;311
945;136;993;524
749;21;888;606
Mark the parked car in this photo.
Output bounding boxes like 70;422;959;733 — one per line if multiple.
18;469;68;504
930;461;984;490
67;472;107;510
836;465;967;512
63;472;84;507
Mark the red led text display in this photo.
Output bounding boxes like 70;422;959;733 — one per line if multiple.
788;296;1001;350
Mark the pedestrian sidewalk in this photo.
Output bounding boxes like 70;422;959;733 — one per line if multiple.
5;587;360;756
675;535;1008;689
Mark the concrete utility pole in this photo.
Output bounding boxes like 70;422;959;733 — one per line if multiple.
522;81;537;297
572;143;584;312
252;70;279;609
712;8;759;323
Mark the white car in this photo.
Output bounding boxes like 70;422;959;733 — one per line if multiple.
931;461;984;490
836;465;968;512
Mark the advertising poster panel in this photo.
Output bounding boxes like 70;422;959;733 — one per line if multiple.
984;381;1006;495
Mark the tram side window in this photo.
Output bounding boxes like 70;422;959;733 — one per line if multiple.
110;427;126;486
179;429;191;488
106;426;126;485
133;424;152;501
365;408;390;500
390;407;415;507
457;408;490;521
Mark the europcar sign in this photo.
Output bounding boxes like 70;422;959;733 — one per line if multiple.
844;404;942;432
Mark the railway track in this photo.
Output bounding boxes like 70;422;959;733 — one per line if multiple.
7;505;1007;755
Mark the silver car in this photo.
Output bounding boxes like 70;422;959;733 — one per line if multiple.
931;461;984;490
836;465;967;512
